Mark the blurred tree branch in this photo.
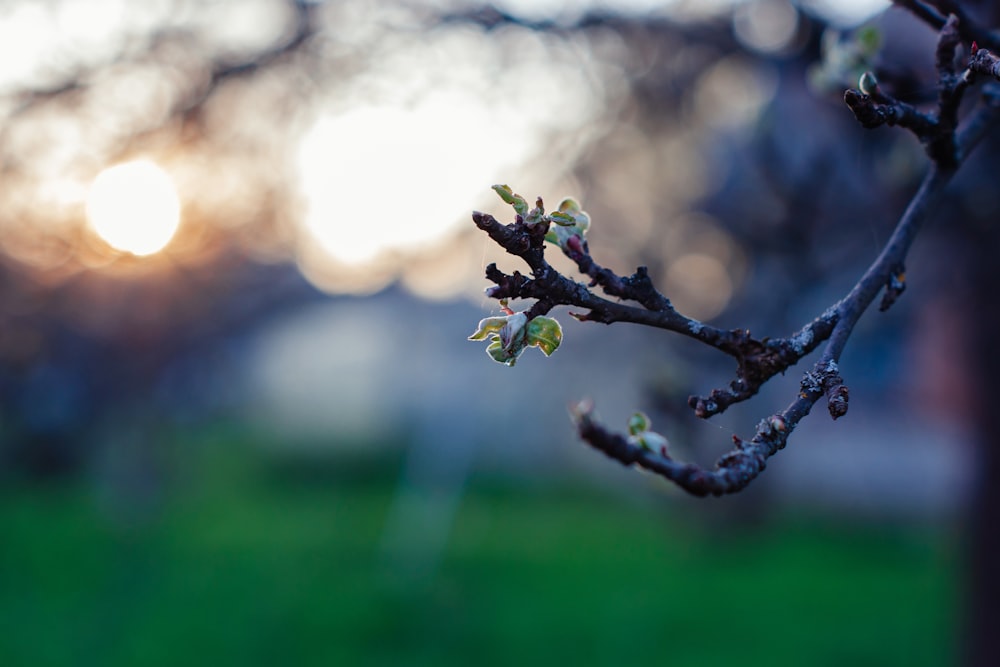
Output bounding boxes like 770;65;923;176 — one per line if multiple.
891;0;1000;49
2;0;319;164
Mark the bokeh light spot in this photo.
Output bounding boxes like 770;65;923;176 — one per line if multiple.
665;252;733;321
86;160;181;256
296;94;533;267
733;0;799;54
694;56;778;130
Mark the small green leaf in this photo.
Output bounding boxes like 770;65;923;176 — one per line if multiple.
549;211;576;225
492;184;516;204
486;340;517;366
525;316;563;356
492;185;529;216
628;412;651;436
557;197;582;215
468;316;509;341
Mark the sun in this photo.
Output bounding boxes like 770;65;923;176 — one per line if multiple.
86;160;181;256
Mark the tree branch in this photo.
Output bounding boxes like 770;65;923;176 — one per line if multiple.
892;0;1000;51
472;209;839;417
844;14;970;167
469;14;1000;496
573;162;956;496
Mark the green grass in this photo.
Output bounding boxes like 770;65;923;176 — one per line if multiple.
0;442;958;667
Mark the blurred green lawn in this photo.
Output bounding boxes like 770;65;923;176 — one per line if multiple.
0;434;957;667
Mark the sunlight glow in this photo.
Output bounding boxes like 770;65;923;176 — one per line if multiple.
297;94;535;266
291;19;608;294
86;160;181;256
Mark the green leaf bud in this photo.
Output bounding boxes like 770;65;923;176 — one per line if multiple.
470;312;563;366
557;197;582;215
631;431;670;454
525;204;546;226
491;184;529;216
628;411;651;436
858;71;878;95
545;196;591;247
525;316;563;356
492;184;516;204
468;316;510;341
625;411;669;454
486;340;509;364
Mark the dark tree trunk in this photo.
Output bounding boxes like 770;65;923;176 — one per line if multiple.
963;225;1000;666
964;424;1000;666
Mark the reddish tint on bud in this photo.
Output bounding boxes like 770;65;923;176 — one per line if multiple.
566;234;584;255
972;41;979;54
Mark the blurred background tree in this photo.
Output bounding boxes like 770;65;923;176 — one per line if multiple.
0;0;994;665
